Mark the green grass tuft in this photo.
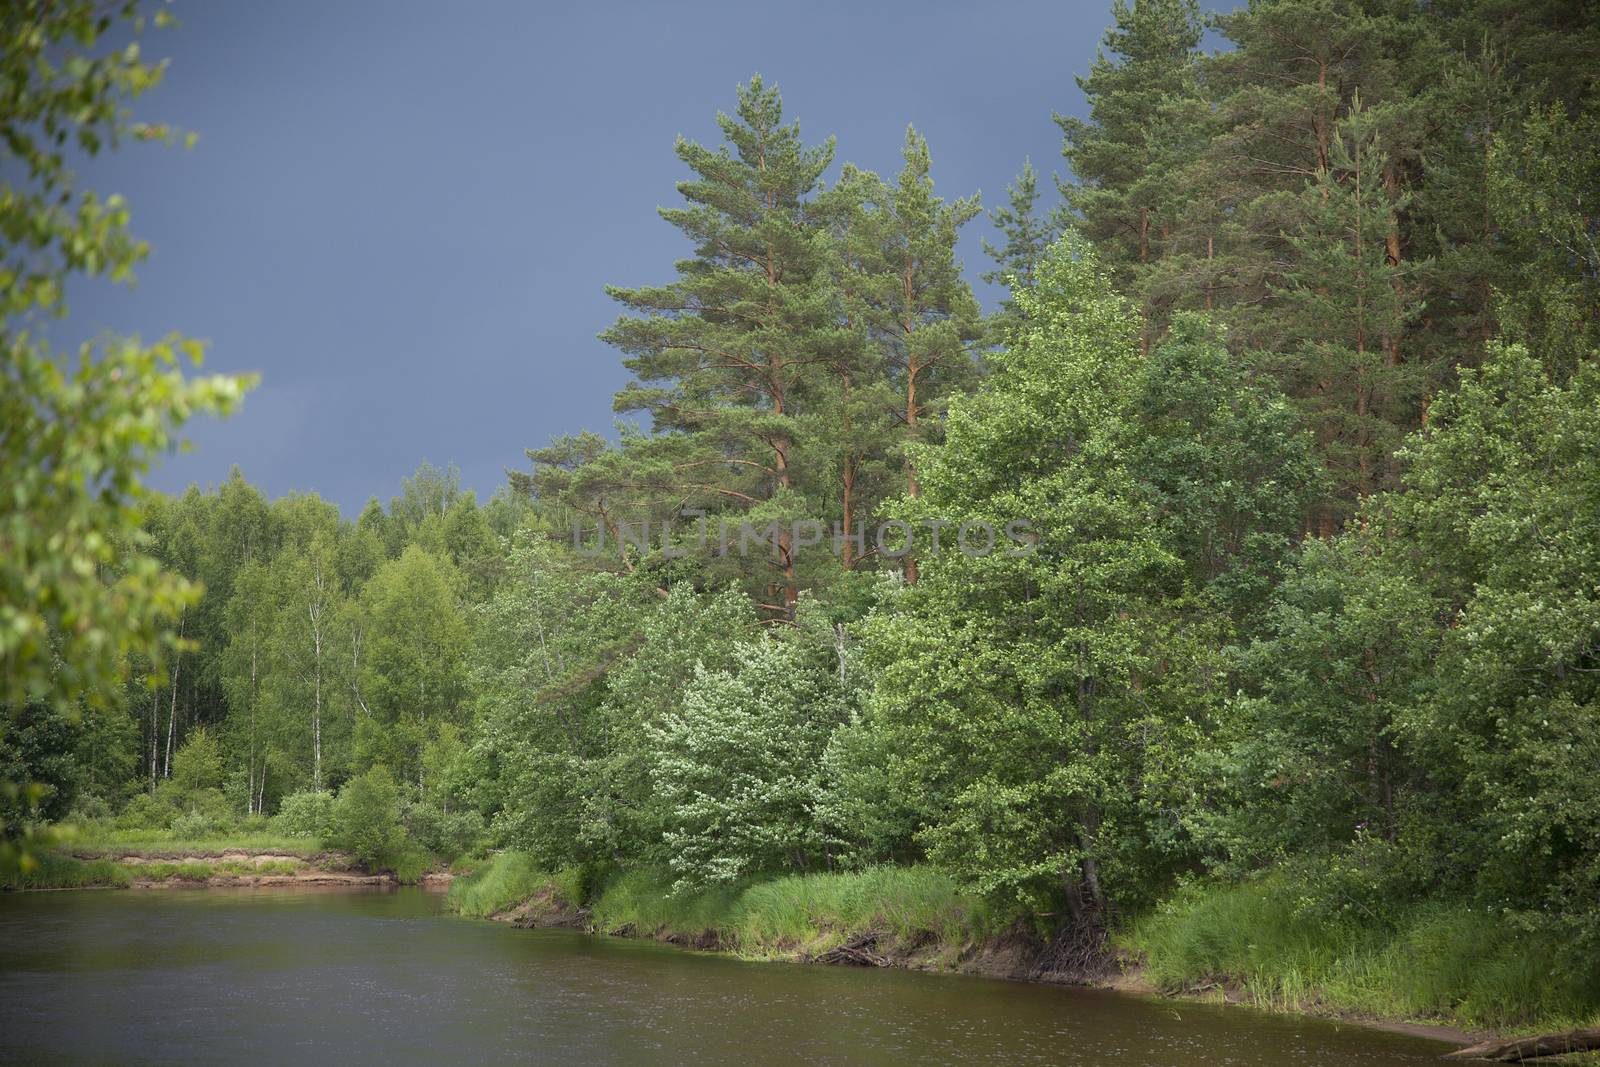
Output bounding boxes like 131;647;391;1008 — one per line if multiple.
2;851;131;890
587;865;993;962
1126;875;1600;1031
446;852;581;919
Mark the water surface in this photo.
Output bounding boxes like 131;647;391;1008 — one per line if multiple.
0;888;1451;1065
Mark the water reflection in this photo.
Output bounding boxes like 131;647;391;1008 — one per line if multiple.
0;889;1451;1066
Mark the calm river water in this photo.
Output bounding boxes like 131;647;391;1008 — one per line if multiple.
0;888;1452;1065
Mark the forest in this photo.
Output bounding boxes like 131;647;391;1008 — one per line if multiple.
4;0;1599;1037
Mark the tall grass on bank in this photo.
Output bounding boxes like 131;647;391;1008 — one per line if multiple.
456;859;995;963
1128;876;1600;1031
446;852;584;919
2;851;131;890
64;825;324;857
723;866;995;960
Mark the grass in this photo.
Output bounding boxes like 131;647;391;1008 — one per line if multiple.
1126;875;1600;1032
63;826;324;857
446;851;583;919
4;851;311;890
2;851;132;890
451;858;993;966
727;865;994;958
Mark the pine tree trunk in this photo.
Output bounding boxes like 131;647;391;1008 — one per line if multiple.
1384;163;1404;368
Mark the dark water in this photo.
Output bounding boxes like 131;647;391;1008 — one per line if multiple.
0;889;1450;1065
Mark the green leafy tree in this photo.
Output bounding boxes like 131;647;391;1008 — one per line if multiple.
1130;313;1322;623
650;635;849;892
332;766;406;870
1;2;249;873
589;585;756;863
262;530;345;792
169;724;223;798
1;3;250;719
469;530;646;869
354;545;468;783
865;239;1201;922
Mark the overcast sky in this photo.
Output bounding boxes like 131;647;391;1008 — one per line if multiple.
66;0;1227;516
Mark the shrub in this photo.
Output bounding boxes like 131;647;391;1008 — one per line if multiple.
169;809;217;839
274;790;335;838
66;793;112;824
116;791;178;831
404;800;484;860
331;767;406;870
391;846;431;885
182;787;234;826
170;727;224;798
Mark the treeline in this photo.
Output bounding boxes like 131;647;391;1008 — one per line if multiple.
4;464;526;861
7;0;1599;1006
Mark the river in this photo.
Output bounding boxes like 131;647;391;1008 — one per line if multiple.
0;888;1453;1065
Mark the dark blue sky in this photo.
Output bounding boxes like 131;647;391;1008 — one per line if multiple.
69;0;1226;516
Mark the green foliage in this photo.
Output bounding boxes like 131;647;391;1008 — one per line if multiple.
0;3;252;721
650;633;850;892
10;9;1600;1036
331;767;406;870
1;851;130;891
1217;345;1600;947
863;238;1209;915
402;799;482;861
273;790;334;839
446;851;582;920
1131;875;1600;1029
116;791;178;831
169;726;223;799
169;809;218;840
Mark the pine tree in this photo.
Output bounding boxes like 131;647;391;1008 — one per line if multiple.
837;127;982;583
601;76;839;614
1270;96;1422;517
981;159;1056;332
1057;0;1203;347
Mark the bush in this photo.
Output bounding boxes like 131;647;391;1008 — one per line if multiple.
116;792;178;831
182;787;234;825
404;800;483;860
66;793;112;824
170;727;224;798
274;790;335;838
331;767;406;870
391;846;431;885
169;809;217;839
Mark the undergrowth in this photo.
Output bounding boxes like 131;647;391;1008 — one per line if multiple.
1127;875;1600;1032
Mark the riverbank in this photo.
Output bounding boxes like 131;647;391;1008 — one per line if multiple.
1;830;430;890
447;854;1600;1057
